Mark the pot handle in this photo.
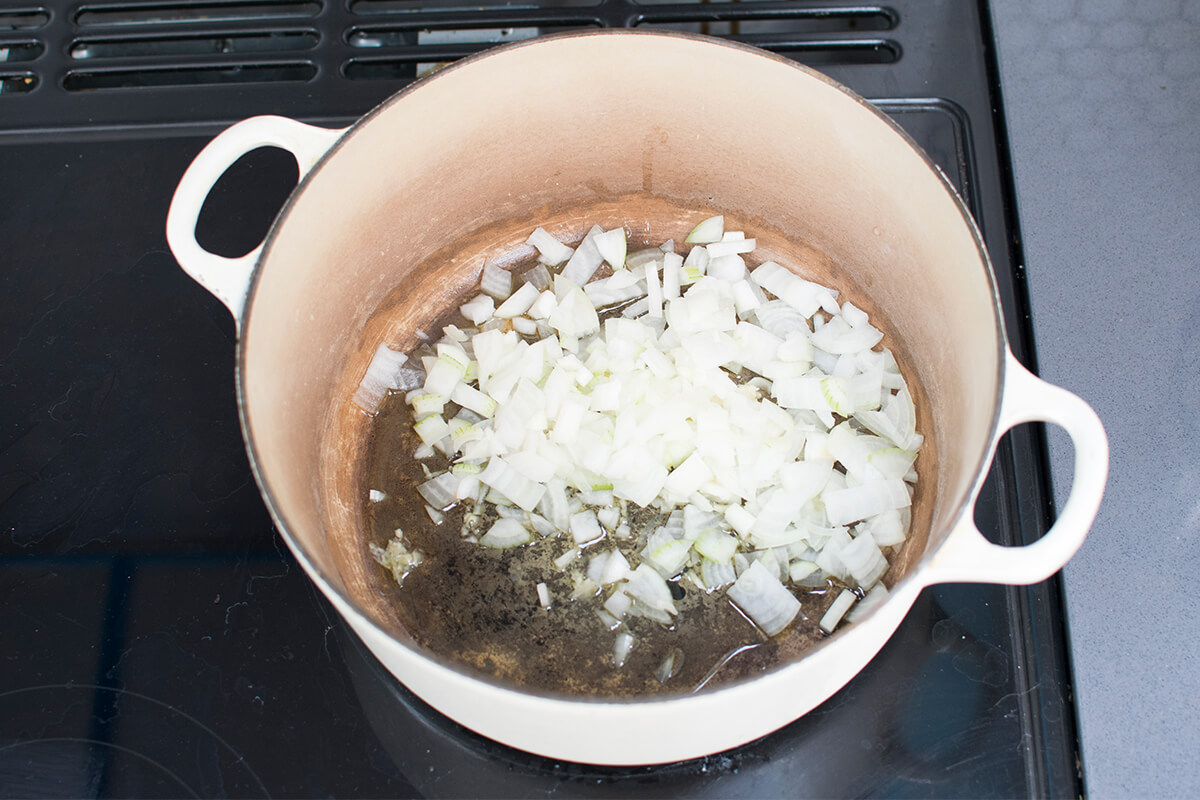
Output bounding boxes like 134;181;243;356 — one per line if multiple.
925;352;1108;585
165;115;345;323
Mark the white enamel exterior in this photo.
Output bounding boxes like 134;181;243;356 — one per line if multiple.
166;32;1108;765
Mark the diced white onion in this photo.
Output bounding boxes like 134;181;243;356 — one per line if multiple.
819;589;858;634
593;228;628;269
460;294;495;325
372;218;923;657
480;262;512;300
494;282;540;318
569;509;604;546
353;343;412;413
685;215;724;244
527;227;574;266
480;517;531;548
612;630;635;667
726;560;801;636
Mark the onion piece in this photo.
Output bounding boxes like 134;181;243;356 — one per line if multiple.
788;559;820;584
593;228;628;269
526;227;574;266
655;647;684;683
522;262;553;291
526;289;558;320
838;529;888;589
494;282;540;318
624;563;677;615
706;238;756;258
750;262;838;318
694;527;738;562
726;560;801;636
460;294;495;325
700;558;737;590
480;262;512;300
553;547;580;570
560;230;604;285
353;343;412;413
685;215;724;244
823;479;910;526
548;279;600;338
569;509;604;546
479;456;546;512
847;583;889;622
480;517;532;548
417;471;460;510
536;581;552;609
641;528;691;578
612;631;635;667
819;589;857;634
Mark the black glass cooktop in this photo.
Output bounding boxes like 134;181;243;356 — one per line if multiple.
0;1;1079;796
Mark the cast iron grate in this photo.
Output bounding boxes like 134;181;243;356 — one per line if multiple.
0;0;903;125
0;7;47;94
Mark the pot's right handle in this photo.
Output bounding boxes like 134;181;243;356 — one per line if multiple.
925;352;1108;586
165;115;345;325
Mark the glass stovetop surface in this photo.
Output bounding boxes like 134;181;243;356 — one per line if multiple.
0;1;1078;796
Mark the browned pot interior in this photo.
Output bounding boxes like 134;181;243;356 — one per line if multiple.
239;32;1002;668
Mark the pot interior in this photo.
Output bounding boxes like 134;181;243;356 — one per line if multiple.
239;31;1001;687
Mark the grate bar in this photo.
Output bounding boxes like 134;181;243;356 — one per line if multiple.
74;1;322;28
63;60;317;90
349;13;605;38
70;29;320;59
0;8;50;31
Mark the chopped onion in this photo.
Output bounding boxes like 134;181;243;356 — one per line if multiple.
838;529;888;589
480;262;512;300
460;294;495;325
527;227;574;266
823;479;910;526
624;563;677;615
706;238;756;258
847;583;889;622
479;456;546;512
685;215;724;244
655;647;684;683
593;228;628;269
569;509;604;546
819;589;857;634
700;557;737;590
612;631;635;667
788;559;820;584
372;218;924;661
494;282;540;318
353;343;412;413
527;289;558;320
553;547;580;570
726;560;801;636
480;517;532;548
561;230;604;285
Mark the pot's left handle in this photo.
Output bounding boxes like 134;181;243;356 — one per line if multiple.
166;116;346;324
924;352;1108;586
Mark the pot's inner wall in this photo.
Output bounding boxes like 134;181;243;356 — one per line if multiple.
241;32;1000;650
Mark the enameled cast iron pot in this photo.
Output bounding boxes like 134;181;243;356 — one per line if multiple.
165;31;1108;765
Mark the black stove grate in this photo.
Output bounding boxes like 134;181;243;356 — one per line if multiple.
12;1;906;124
0;1;1079;796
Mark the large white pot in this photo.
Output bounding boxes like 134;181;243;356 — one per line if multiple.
165;30;1107;765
